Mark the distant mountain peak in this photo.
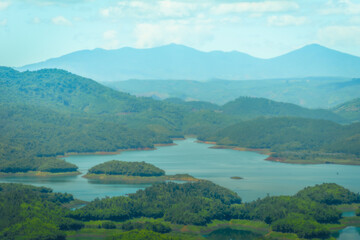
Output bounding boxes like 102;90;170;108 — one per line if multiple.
18;43;360;81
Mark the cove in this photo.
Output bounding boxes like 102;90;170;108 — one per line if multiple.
1;138;360;203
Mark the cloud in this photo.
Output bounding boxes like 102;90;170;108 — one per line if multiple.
350;16;360;24
157;1;200;18
52;16;72;26
134;19;213;48
0;19;7;26
21;0;91;6
0;1;10;10
268;15;307;26
100;1;202;19
102;30;119;49
318;25;360;46
212;1;299;14
32;17;41;24
320;0;360;15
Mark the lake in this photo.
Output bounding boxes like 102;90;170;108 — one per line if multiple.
1;138;360;202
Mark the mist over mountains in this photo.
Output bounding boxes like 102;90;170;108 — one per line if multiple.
20;43;360;82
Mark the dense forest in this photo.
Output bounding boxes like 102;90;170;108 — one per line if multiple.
221;96;344;122
0;181;359;239
0;183;84;240
1;67;360;172
199;117;360;164
332;97;360;123
0;103;172;173
1;66;360;239
88;160;165;177
0;67;240;173
3;181;350;239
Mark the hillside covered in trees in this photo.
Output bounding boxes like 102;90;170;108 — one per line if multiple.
88;160;165;177
0;183;84;240
1;181;359;239
0;103;171;173
222;97;344;122
0;67;230;173
68;182;359;239
199;117;360;164
332;97;360;123
1;66;359;173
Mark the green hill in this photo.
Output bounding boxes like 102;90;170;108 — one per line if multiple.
88;160;165;177
0;103;172;173
0;67;236;173
221;97;344;122
164;98;220;111
0;67;162;115
332;98;360;122
199;117;360;164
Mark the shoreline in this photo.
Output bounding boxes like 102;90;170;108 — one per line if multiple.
197;140;360;166
83;173;200;183
57;142;178;158
0;171;81;177
196;140;272;155
1;140;184;179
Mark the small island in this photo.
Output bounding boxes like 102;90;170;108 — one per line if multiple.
0;159;80;177
230;176;243;180
83;160;199;183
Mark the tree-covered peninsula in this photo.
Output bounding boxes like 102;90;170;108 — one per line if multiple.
199;117;360;165
1;181;359;239
84;160;198;183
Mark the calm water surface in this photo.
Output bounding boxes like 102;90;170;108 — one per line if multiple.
335;227;360;240
1;138;360;202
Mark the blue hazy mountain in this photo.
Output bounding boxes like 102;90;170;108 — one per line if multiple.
20;43;360;82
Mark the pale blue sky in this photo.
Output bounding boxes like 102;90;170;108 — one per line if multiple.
0;0;359;66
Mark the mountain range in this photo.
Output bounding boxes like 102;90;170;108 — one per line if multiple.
19;44;360;82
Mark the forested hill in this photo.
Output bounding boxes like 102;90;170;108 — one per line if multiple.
222;97;344;122
0;67;234;173
199;117;360;164
332;97;360;122
0;66;166;115
0;103;172;173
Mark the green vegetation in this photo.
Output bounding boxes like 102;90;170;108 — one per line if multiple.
121;221;171;233
205;228;263;240
0;67;241;174
2;182;359;239
69;181;241;225
357;208;360;216
222;96;343;122
332;97;360;123
164;97;220;111
69;182;359;238
84;161;199;183
295;183;360;205
230;176;243;180
108;229;176;240
106;77;358;109
0;183;83;240
0;103;171;173
2;67;360;174
199;117;360;164
271;213;330;239
234;196;341;224
88;160;165;177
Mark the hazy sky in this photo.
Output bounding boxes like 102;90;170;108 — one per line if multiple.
0;0;359;66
